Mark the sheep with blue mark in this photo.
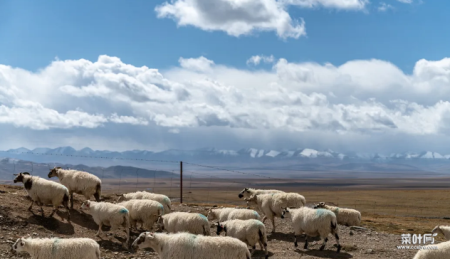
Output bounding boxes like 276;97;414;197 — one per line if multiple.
11;235;100;259
115;190;171;212
206;208;261;222
314;202;361;226
156;211;210;235
80;200;130;249
244;193;288;233
13;172;71;222
283;206;341;253
131;232;251;259
118;199;164;231
216;219;269;259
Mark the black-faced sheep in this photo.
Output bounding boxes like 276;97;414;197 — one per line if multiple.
80;200;130;249
156;211;210;235
48;167;102;209
13;172;70;221
313;202;361;226
216;219;268;259
283;207;341;253
131;232;251;259
11;235;100;259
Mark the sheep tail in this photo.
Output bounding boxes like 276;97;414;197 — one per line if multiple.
259;227;267;245
331;219;338;235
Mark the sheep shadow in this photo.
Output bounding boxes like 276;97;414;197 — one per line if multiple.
97;238;130;252
294;249;353;258
64;209;102;231
267;232;321;243
252;250;275;258
23;213;74;235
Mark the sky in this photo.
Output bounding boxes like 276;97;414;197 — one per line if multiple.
1;0;450;153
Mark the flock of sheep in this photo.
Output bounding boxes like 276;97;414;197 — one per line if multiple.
7;167;450;259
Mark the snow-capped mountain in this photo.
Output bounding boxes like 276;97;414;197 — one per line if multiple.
3;146;450;163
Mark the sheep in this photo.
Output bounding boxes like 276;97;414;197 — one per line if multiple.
206;207;261;222
285;192;306;208
80;200;130;249
13;172;70;221
155;211;210;235
238;187;284;207
11;235;100;259
413;240;450;259
244;193;288;233
283;207;341;253
432;225;450;240
216;219;268;259
313;202;361;226
48;167;102;209
131;232;251;259
118;199;164;231
116;191;171;213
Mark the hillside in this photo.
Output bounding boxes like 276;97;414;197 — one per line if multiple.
0;158;177;181
0;184;425;259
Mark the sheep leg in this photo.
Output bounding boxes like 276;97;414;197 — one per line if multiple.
294;235;298;247
319;237;328;251
28;201;34;211
70;192;74;209
40;206;45;217
96;223;103;237
271;217;275;233
261;215;267;223
304;236;308;250
335;233;341;253
250;245;256;256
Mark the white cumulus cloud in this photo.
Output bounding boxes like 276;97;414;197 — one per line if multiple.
2;54;450;152
247;55;275;65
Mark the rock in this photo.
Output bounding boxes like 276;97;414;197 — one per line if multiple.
350;226;368;231
366;249;374;254
350;231;354;236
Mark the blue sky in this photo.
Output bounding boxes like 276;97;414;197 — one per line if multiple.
1;0;450;153
0;0;448;73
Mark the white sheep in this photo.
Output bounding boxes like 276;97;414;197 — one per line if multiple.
432;225;450;240
11;235;100;259
216;219;268;259
283;207;341;253
156;211;210;235
244;193;288;233
238;188;284;207
285;192;306;208
314;202;361;226
118;199;164;230
13;172;70;221
48;167;102;209
80;200;130;249
116;191;171;213
131;232;251;259
413;240;450;259
206;208;261;222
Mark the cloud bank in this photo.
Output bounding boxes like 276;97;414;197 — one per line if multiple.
1;54;450;152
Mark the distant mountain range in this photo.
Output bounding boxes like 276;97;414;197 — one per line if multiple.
1;146;450;178
0;157;177;181
3;146;450;161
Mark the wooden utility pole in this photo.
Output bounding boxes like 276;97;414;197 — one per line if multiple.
180;161;183;203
